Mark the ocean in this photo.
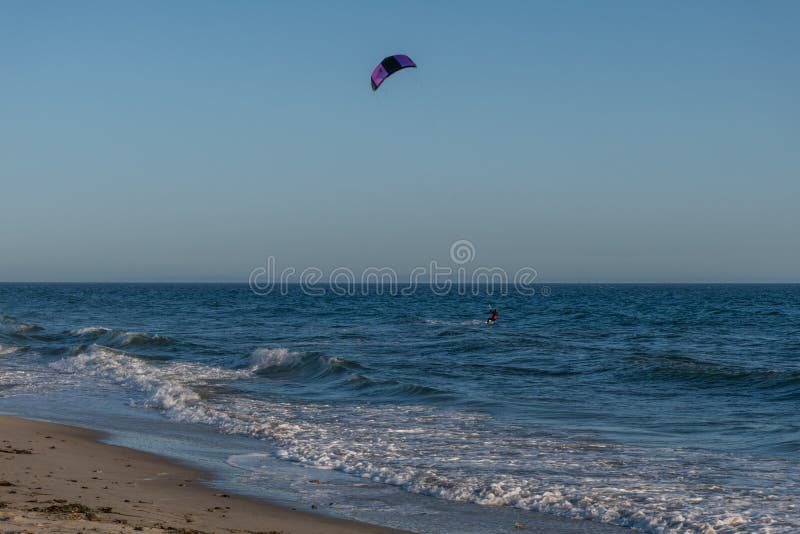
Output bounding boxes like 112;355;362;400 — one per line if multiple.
1;283;798;533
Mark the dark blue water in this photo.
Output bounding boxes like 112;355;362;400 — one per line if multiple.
1;284;798;533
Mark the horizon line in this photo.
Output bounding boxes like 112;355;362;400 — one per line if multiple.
2;281;799;285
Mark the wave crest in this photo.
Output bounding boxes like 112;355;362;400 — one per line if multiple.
0;343;25;357
251;348;304;371
625;353;800;390
70;326;174;348
0;314;43;336
250;347;363;380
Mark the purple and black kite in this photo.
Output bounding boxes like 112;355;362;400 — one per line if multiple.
371;54;416;91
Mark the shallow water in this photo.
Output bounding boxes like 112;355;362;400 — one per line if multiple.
1;283;798;533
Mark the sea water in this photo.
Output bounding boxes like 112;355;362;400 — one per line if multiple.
1;283;798;533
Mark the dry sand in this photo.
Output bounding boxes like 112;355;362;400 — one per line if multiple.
0;415;409;534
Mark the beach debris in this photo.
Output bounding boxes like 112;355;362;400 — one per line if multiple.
0;447;32;455
514;521;528;529
0;481;14;487
309;479;321;484
34;502;100;521
213;492;230;498
154;523;204;533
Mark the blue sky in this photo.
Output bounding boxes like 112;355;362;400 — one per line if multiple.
1;1;798;282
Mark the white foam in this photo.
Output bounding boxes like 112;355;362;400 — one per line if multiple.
50;345;248;417
0;369;38;389
70;327;169;346
0;360;80;395
0;344;23;356
251;348;303;371
0;322;40;335
71;326;112;335
48;346;800;534
114;331;169;346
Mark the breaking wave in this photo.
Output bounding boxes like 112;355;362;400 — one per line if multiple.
249;347;363;381
48;345;799;533
0;314;43;336
0;343;25;357
70;326;175;348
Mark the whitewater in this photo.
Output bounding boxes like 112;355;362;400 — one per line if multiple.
1;284;799;533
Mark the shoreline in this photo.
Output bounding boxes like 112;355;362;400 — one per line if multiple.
0;414;408;533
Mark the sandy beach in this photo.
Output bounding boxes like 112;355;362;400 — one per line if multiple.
0;415;407;534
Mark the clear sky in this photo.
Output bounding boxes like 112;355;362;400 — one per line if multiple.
1;1;798;282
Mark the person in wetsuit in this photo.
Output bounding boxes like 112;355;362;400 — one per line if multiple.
487;308;499;324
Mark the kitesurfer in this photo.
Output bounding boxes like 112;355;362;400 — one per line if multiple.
487;308;499;325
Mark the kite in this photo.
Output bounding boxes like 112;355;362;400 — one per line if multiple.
371;54;417;91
